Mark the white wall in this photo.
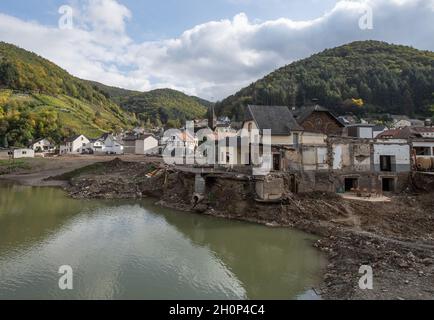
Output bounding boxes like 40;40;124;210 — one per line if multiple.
71;135;90;154
135;137;158;155
373;143;411;172
13;149;34;159
31;139;53;152
359;127;373;139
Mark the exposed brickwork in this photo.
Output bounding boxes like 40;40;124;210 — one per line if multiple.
299;111;344;136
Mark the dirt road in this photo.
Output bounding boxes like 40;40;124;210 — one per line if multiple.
0;155;161;186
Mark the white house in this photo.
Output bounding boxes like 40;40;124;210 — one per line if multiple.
99;133;124;154
162;130;199;153
60;135;90;155
347;124;375;139
135;134;159;155
11;148;35;159
87;138;105;153
29;138;55;153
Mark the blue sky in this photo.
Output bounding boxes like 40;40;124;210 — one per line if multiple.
0;0;433;100
0;0;338;41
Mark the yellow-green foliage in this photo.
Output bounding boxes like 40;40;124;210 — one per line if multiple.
0;42;135;147
0;91;133;147
119;88;208;127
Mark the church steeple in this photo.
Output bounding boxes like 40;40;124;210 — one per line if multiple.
208;105;217;131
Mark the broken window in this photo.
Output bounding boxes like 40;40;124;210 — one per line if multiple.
273;154;281;171
414;147;431;156
380;155;395;172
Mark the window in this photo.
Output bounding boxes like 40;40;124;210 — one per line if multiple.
380;156;395;172
293;133;299;146
248;123;253;132
414;147;431;156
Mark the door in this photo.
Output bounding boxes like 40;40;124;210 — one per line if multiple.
273;154;281;171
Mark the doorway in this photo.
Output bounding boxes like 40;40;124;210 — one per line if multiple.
273;154;281;171
344;178;359;192
382;178;395;192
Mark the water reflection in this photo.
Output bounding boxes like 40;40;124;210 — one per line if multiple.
0;184;325;300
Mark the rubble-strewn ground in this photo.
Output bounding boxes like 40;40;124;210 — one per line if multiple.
7;158;434;300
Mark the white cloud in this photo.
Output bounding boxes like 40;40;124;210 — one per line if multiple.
0;0;433;100
84;0;132;33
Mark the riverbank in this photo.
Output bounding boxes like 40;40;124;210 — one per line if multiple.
1;158;433;300
0;155;161;187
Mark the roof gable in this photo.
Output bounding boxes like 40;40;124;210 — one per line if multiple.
245;105;303;135
292;105;345;128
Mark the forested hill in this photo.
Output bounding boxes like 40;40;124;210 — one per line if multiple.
215;41;434;120
118;89;208;128
0;42;135;147
91;82;210;128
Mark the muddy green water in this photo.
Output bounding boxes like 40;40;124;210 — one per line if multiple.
0;183;325;300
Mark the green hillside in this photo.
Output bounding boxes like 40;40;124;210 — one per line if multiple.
0;42;135;147
216;41;434;120
90;83;211;128
117;88;208;128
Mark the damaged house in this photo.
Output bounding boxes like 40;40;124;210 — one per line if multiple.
185;105;413;205
212;106;411;199
292;104;346;136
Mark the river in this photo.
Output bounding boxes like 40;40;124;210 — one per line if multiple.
0;183;325;300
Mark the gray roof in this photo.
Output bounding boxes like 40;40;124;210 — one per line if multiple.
373;125;387;132
292;105;346;127
65;135;83;143
245;105;303;135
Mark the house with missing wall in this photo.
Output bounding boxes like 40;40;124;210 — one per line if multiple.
378;126;434;172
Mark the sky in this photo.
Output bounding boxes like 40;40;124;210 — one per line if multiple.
0;0;434;101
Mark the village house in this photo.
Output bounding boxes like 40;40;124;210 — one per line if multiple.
121;134;139;154
346;124;376;139
162;130;199;155
185;105;417;203
376;125;434;171
292;105;346;136
98;133;124;155
87;138;105;153
171;104;429;205
213;105;327;173
59;135;90;155
135;134;159;155
390;115;425;129
29;138;55;153
8;148;35;159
